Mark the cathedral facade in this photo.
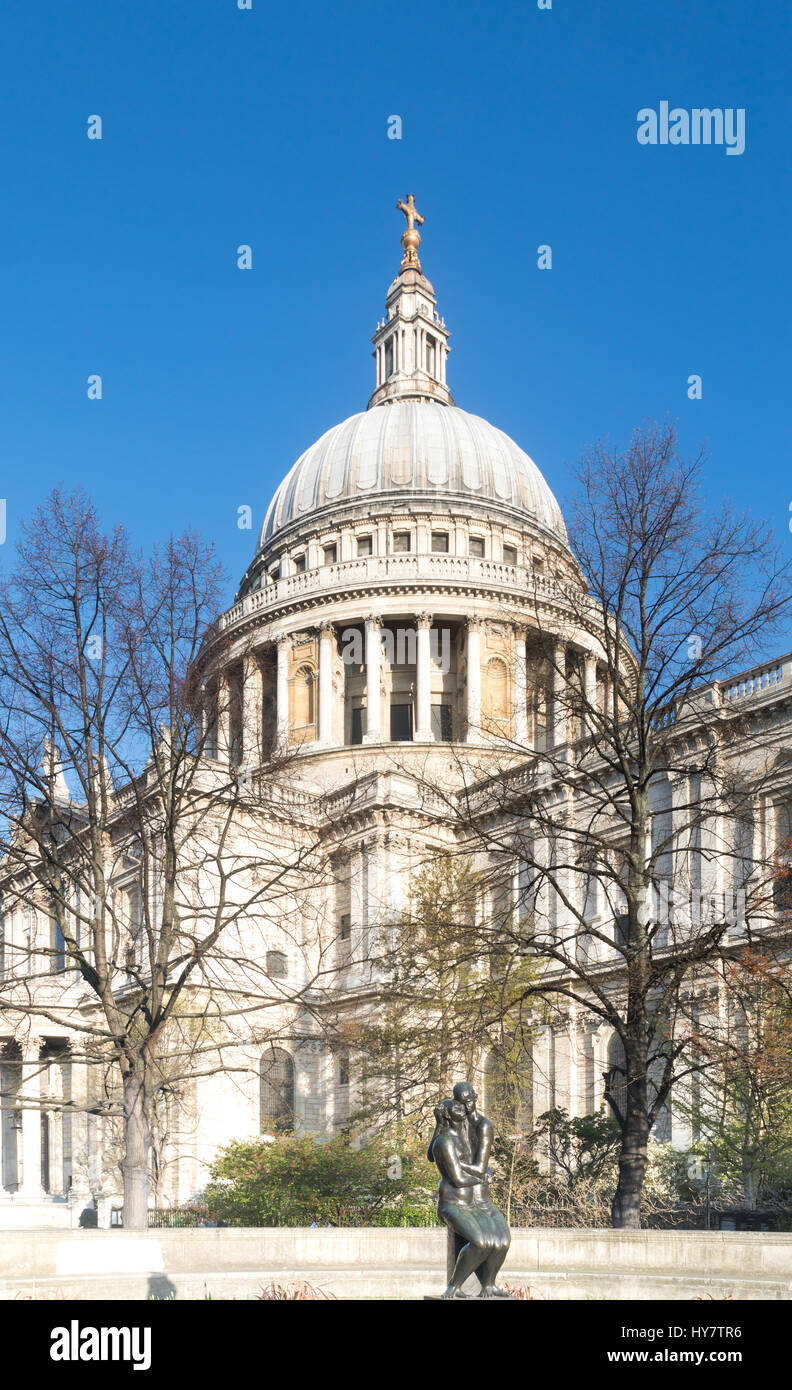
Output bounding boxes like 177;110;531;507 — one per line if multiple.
1;208;790;1227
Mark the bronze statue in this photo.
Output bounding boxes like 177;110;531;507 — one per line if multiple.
428;1081;511;1299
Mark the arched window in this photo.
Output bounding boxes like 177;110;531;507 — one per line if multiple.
483;657;510;735
259;1047;295;1134
266;949;287;979
290;665;316;738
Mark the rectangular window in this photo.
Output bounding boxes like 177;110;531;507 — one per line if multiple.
392;532;411;553
338;1054;350;1087
357;535;373;557
431;532;449;553
293;554;306;574
468;536;485;558
503;545;518;567
426;336;436;376
431;704;453;742
338;912;352;969
385;338;394;377
323;544;337;566
266;949;288;978
349;707;363;745
774;803;792;911
390;703;413;742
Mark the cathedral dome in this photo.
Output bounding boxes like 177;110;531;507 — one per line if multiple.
258;401;568;552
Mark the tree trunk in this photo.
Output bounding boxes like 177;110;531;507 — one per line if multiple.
611;1041;650;1229
611;1107;650;1228
121;1071;152;1230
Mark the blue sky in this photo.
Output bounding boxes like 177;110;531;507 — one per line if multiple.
1;0;790;633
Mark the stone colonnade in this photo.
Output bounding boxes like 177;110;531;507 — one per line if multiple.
208;617;602;761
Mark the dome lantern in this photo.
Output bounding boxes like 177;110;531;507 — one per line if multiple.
368;195;453;410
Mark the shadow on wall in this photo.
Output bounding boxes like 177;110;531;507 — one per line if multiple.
147;1273;177;1300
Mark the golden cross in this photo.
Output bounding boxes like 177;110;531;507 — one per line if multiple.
396;194;425;230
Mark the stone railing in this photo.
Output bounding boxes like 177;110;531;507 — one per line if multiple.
217;554;571;632
720;657;787;704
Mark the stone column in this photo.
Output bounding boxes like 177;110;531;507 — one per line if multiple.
414;613;433;742
584;651;598;733
47;1058;64;1196
68;1054;92;1212
318;622;335;745
242;652;263;767
513;625;529;745
215;671;231;763
534;1026;554;1133
552;639;567;750
196;684;208;755
465;618;482;742
276;634;291;749
566;1008;580;1118
362;617;382;744
19;1037;44;1201
697;772;724;934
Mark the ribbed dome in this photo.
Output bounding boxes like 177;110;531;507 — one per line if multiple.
258;402;567;550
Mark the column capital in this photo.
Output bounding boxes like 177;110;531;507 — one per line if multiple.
365;614;384;631
467;615;484;633
416;612;433;630
276;631;292;649
318;619;336;637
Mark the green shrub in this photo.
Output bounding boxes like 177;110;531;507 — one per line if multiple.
204;1131;437;1227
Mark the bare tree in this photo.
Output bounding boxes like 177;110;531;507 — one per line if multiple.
416;422;792;1227
0;491;330;1227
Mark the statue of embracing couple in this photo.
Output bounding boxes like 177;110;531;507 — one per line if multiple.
427;1080;511;1299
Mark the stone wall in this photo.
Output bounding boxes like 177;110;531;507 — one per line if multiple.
1;1228;791;1301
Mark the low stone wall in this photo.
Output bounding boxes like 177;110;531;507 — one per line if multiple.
1;1228;791;1300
